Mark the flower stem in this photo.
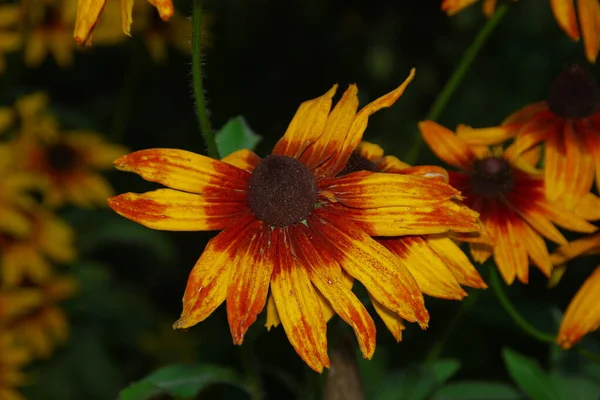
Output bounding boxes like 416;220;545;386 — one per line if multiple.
192;0;219;159
489;267;556;344
404;3;510;164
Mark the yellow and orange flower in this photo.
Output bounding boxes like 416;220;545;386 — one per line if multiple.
462;66;600;213
74;0;174;46
441;0;509;17
0;208;76;288
0;332;29;400
556;266;600;349
108;70;482;372
420;120;597;285
550;0;600;63
0;3;22;74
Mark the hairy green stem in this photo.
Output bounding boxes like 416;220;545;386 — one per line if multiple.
405;3;510;164
192;0;219;159
489;268;556;343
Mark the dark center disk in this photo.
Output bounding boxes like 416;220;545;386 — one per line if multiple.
337;153;379;177
46;142;79;171
247;155;318;227
469;157;514;198
547;65;600;118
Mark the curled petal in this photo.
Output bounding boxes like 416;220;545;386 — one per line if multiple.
114;149;250;195
174;215;259;329
108;189;248;231
557;266;600;349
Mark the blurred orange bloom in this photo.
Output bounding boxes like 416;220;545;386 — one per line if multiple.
74;0;174;46
420;121;597;285
109;71;482;372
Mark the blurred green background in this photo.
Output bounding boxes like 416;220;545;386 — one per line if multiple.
2;0;600;399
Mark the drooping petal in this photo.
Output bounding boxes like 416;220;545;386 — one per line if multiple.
536;198;598;235
108;189;248;231
120;0;134;36
272;85;337;159
370;295;405;342
173;215;258;329
557;266;600;349
512;118;555;156
221;149;261;173
560;121;595;209
226;223;273;344
482;0;497;17
270;229;330;373
551;233;600;265
313;70;415;177
114;149;250;195
293;224;376;359
426;236;487;289
441;0;479;16
379;236;466;300
571;193;600;221
355;141;384;163
578;0;600;63
265;294;280;330
74;0;107;46
550;0;580;41
310;208;429;327
578;117;600;193
321;171;462;209
469;242;493;264
517;221;552;278
544;126;569;202
147;0;175;21
336;200;480;237
419;121;477;170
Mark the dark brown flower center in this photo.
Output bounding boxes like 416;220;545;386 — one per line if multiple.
247;155;317;226
46;142;79;172
469;157;514;198
547;65;600;119
337;153;379;176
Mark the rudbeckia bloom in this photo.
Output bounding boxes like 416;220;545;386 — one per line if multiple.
74;0;174;46
0;208;76;287
0;332;29;400
461;65;600;212
109;71;482;372
420;121;597;285
556;266;600;349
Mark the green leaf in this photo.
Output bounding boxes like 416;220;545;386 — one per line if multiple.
554;376;600;400
215;116;261;157
377;359;461;400
432;381;521;400
502;347;559;400
119;364;249;400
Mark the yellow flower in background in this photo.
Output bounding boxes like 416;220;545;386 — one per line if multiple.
0;332;30;400
0;4;22;74
441;0;511;17
459;66;600;214
551;0;600;63
22;0;77;68
9;275;77;359
0;288;43;323
0;208;76;287
74;0;174;46
556;266;600;349
420;121;597;285
108;71;481;372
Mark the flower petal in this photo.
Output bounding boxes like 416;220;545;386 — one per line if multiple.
557;266;600;349
294;224;376;359
310;208;429;327
551;233;600;265
579;117;600;193
335;200;480;237
356;141;384;163
272;85;337;159
441;0;479;16
394;165;449;183
456;124;514;146
74;0;107;46
377;155;410;172
147;0;175;21
370;295;405;342
221;149;261;173
108;189;248;231
550;0;580;41
265;294;280;330
560;121;595;209
379;236;467;300
226;223;274;344
572;193;600;221
419;121;477;170
321;171;462;209
544;125;569;202
426;236;487;289
313;70;415;177
469;242;493;264
114;149;250;195
578;0;600;62
173;215;258;329
517;220;552;279
270;229;330;373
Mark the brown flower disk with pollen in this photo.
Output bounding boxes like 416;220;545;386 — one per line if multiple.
469;157;514;198
547;65;600;118
247;155;318;226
